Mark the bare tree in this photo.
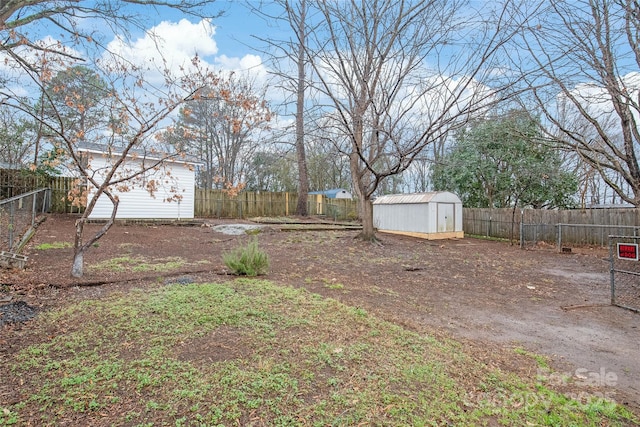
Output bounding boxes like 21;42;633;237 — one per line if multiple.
306;0;521;240
511;0;640;206
0;1;211;51
1;1;219;173
8;58;218;277
291;0;310;216
0;104;35;167
305;125;352;192
248;0;315;215
163;74;272;190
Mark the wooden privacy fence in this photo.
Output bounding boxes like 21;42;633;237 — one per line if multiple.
48;176;84;214
0;169;49;199
195;189;358;220
0;171;82;214
464;207;640;248
1;170;359;220
195;189;294;218
463;208;523;241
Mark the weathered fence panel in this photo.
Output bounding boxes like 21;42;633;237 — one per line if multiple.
324;198;358;221
0;169;49;200
195;189;358;220
0;171;82;214
48;176;84;214
464;207;640;248
195;189;294;218
462;208;523;241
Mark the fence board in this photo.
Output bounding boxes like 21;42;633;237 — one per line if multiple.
48;176;84;214
0;169;48;199
464;207;640;247
194;189;358;220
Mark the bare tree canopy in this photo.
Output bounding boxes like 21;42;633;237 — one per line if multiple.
305;0;523;239
1;1;218;71
511;0;640;206
161;73;272;190
0;1;210;34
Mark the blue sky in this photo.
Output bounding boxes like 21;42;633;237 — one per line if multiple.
1;1;288;80
117;0;291;72
213;1;291;56
112;1;298;93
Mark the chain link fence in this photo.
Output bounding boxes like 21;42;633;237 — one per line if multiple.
520;223;640;250
609;235;640;313
520;223;557;248
0;188;51;252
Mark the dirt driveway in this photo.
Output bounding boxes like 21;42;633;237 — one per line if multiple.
2;214;639;415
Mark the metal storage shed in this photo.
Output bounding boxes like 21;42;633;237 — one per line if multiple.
373;192;464;240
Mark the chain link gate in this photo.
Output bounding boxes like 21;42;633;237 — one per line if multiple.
609;235;640;313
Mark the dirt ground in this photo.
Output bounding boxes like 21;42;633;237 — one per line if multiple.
2;214;640;416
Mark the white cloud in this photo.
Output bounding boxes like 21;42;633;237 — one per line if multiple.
215;54;267;77
103;19;219;83
102;18;270;93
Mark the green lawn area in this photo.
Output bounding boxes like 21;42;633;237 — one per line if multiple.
1;279;636;426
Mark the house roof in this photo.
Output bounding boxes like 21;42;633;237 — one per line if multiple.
373;191;461;205
77;142;201;165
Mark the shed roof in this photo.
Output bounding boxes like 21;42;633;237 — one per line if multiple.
373;191;461;205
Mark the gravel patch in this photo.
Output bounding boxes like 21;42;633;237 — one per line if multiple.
212;224;264;235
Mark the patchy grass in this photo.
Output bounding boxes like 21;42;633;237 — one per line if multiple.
1;280;636;426
90;256;186;273
34;241;72;250
118;242;143;253
322;278;345;290
514;346;551;369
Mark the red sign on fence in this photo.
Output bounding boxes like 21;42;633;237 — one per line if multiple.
617;243;639;261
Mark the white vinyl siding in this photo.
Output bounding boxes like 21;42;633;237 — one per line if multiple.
86;154;196;220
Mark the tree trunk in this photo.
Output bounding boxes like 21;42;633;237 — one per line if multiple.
294;0;309;216
71;218;85;278
349;155;377;240
71;250;84;278
70;193;117;278
358;198;376;241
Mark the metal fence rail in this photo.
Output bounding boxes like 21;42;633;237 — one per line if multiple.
609;235;640;313
0;188;51;252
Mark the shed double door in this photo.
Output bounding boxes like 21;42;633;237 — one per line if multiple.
436;203;455;232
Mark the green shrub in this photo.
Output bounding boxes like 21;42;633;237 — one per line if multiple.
223;239;270;276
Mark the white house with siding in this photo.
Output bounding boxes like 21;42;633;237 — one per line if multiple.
79;145;198;220
373;191;464;240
